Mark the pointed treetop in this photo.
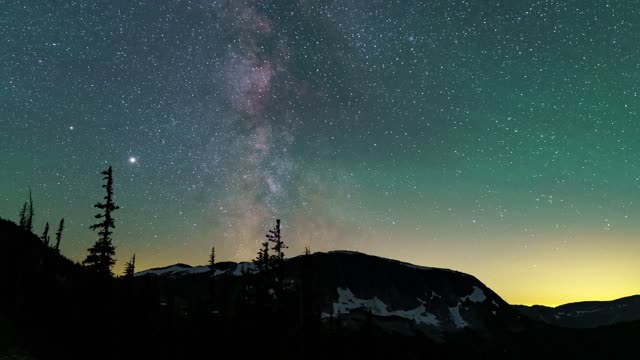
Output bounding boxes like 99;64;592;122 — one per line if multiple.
25;187;34;232
84;165;119;277
41;222;50;247
209;245;216;271
55;218;65;252
124;253;136;278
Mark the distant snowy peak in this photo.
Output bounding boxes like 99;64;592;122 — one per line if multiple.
136;250;453;278
135;264;209;277
135;262;256;278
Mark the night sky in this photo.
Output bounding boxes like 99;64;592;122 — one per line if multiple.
2;0;639;306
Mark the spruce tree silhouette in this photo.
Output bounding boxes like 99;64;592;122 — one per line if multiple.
267;219;287;296
40;222;50;246
268;219;286;263
83;166;119;276
208;245;217;318
249;223;278;322
18;202;27;229
54;218;64;252
25;187;34;232
123;254;135;278
208;245;215;271
253;235;271;271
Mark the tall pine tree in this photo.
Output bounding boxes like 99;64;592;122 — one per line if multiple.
41;222;50;246
54;218;64;252
83;166;119;276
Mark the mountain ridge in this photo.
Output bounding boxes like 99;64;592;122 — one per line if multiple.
136;250;532;336
137;251;640;330
514;294;640;328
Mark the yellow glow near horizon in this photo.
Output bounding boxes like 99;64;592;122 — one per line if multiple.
369;231;640;307
120;230;640;308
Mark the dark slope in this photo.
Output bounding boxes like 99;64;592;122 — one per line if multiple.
0;218;112;359
514;295;640;328
284;251;531;336
137;250;533;337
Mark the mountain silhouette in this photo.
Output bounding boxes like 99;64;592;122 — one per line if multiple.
514;295;640;328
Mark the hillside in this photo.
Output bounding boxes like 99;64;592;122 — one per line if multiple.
514;295;640;328
137;250;532;337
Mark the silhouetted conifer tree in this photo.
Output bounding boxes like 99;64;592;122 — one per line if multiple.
208;245;217;317
18;202;27;229
253;238;271;272
41;222;50;246
83;166;119;276
208;245;216;272
123;254;135;278
25;187;34;232
54;218;64;252
268;219;286;263
267;219;287;295
249;228;274;320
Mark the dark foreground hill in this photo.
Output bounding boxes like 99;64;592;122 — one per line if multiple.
1;217;638;359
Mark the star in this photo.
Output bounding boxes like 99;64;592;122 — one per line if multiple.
129;156;137;164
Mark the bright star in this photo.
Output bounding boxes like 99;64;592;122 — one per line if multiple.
129;156;137;164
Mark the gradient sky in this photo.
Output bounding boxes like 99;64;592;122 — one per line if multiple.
2;0;639;306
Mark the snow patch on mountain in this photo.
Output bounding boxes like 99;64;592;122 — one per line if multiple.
556;309;602;318
460;286;486;303
233;262;257;276
213;269;227;277
325;287;440;327
449;303;468;328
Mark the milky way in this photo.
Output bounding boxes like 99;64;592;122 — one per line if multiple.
2;0;640;305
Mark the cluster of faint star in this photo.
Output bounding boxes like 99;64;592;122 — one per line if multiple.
1;0;638;275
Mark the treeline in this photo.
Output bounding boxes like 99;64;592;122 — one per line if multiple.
3;164;325;359
14;165;135;278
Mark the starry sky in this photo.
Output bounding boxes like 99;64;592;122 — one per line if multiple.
2;0;639;306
